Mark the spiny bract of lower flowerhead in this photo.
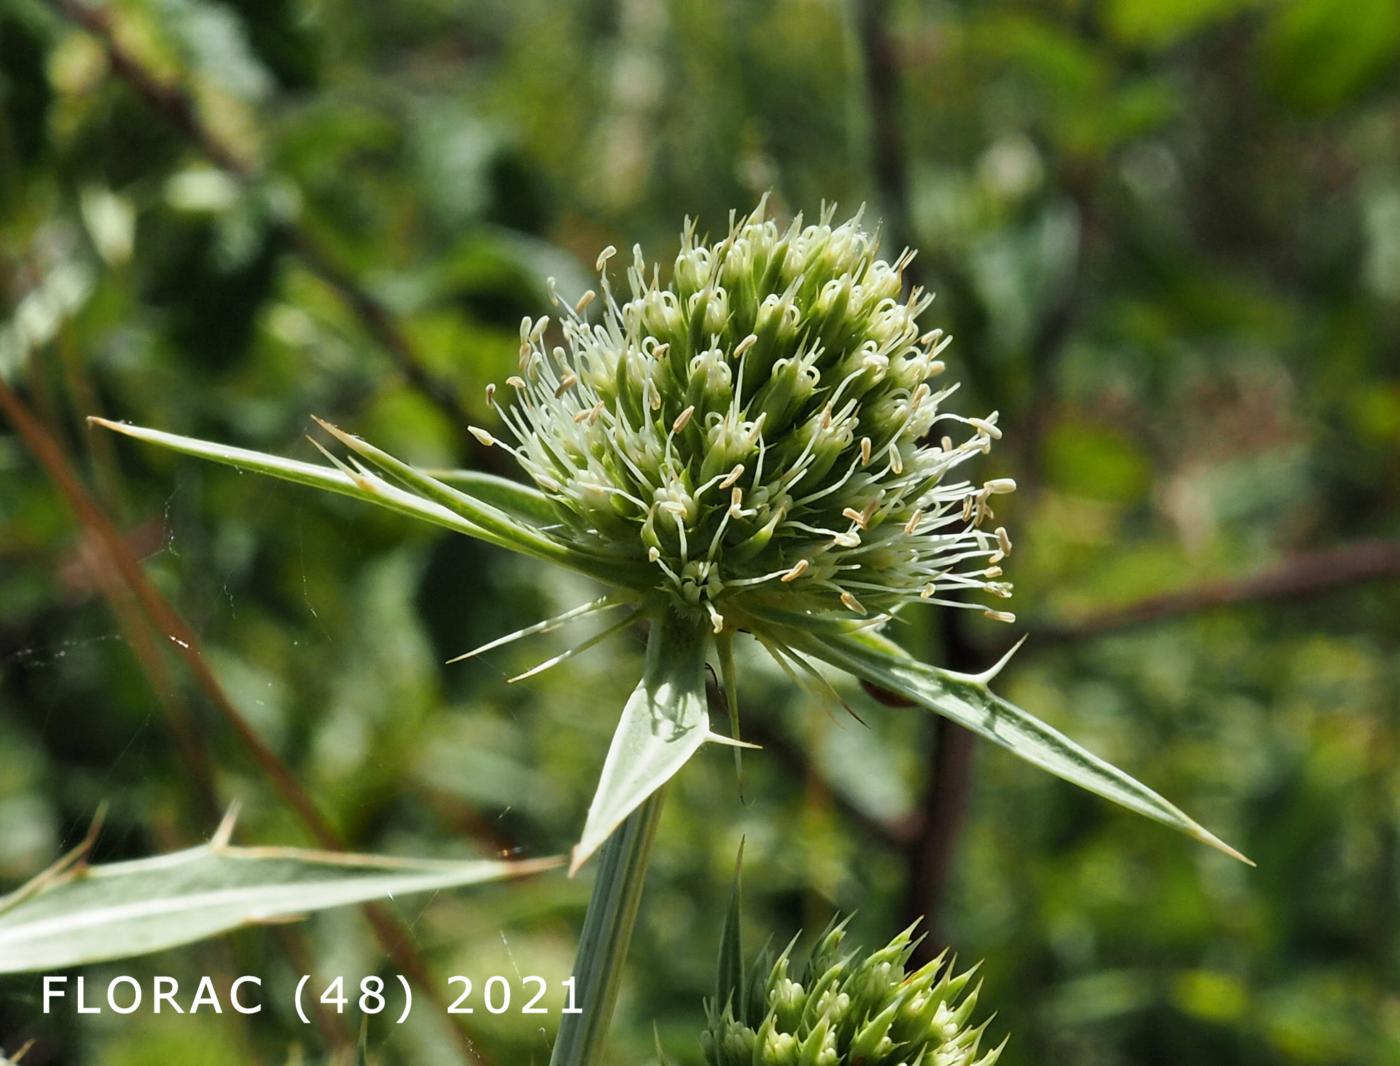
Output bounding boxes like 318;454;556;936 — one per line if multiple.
702;920;1003;1066
473;200;1015;634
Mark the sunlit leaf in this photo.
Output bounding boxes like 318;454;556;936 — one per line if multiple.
1104;0;1247;47
571;612;711;873
424;466;562;527
774;624;1250;864
1262;0;1400;110
89;418;639;584
0;836;558;973
312;417;644;583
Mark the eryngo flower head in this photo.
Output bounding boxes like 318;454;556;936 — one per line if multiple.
474;200;1015;635
702;920;1003;1066
92;200;1243;872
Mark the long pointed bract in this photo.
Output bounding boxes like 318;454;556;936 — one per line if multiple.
313;417;646;585
571;610;711;874
89;419;638;586
716;630;745;784
448;596;624;664
507;610;640;684
776;625;1252;865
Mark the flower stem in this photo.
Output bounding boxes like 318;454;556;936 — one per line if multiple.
549;790;665;1066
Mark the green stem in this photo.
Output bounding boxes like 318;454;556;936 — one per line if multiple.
550;790;666;1066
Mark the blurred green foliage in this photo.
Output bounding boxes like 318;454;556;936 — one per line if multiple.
1;0;1398;1063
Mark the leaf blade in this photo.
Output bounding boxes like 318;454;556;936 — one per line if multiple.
90;419;598;573
780;626;1250;864
422;467;562;527
715;840;745;1016
312;417;636;579
571;611;711;873
0;842;558;973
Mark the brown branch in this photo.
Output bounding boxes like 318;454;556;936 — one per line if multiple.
43;0;250;176
73;531;222;821
0;378;496;1066
1028;539;1400;646
855;0;919;285
39;0;488;457
854;0;980;958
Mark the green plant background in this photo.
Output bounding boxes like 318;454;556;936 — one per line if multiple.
2;0;1398;1063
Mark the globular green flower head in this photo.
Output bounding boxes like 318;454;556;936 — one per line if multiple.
93;199;1243;872
476;201;1015;635
702;919;1003;1066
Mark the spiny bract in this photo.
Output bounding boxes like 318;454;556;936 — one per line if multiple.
474;200;1015;634
702;920;1003;1066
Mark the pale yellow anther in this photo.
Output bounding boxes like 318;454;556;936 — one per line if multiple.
554;373;578;398
860;437;873;466
596;245;617;271
970;416;1003;440
996;526;1013;554
507;375;526;389
983;609;1017;624
733;333;758;357
469;426;496;447
574;401;604;424
720;464;745;489
485;383;496;405
672;405;695;433
574;290;596;314
780;559;809;583
903;509;924;535
840;591;868;616
986;478;1017;495
842;506;867;528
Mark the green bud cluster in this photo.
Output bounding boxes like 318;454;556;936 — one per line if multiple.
474;200;1014;634
702;920;1003;1066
